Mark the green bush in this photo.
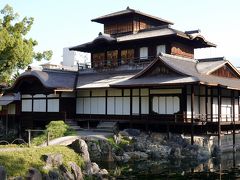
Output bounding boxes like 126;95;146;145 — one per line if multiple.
32;121;76;146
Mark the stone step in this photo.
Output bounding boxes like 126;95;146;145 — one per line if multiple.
96;121;118;133
97;121;117;128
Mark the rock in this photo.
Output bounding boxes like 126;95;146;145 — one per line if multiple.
70;139;91;164
69;162;84;180
119;130;129;137
48;170;60;180
124;129;141;136
91;162;100;174
42;153;63;170
98;140;114;162
126;151;148;160
85;162;93;175
96;169;109;179
26;168;42;180
211;145;221;157
59;165;74;180
150;133;166;143
85;140;101;162
0;166;7;180
170;147;182;159
114;152;131;162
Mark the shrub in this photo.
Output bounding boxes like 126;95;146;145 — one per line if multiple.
32;121;76;146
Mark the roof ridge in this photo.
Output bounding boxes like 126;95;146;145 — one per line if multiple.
160;53;196;63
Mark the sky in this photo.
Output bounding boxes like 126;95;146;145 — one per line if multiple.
1;0;240;66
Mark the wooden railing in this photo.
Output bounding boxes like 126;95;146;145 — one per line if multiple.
76;113;240;124
78;56;156;72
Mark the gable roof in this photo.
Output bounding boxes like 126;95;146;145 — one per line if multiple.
111;53;240;90
91;7;173;25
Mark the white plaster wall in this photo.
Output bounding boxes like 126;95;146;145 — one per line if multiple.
22;100;32;112
132;97;139;115
141;97;149;114
33;99;46;112
47;99;59;112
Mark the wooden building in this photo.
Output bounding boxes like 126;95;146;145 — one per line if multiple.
4;7;240;145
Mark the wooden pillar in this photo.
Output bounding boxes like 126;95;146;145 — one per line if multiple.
130;89;133;128
217;87;222;146
211;87;213;122
232;90;236;151
205;86;208;121
191;85;194;145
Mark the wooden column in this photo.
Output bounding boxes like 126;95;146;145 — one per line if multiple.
205;86;208;121
191;85;194;145
211;87;213;122
217;87;222;146
232;90;236;151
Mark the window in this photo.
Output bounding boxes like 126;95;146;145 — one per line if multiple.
92;53;105;68
107;50;118;67
121;49;134;65
156;45;166;55
152;96;180;114
140;47;148;59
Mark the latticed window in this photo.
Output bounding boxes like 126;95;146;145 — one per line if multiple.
107;50;118;67
121;49;134;64
92;53;105;68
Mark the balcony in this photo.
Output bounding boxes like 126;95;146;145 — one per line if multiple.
77;56;156;73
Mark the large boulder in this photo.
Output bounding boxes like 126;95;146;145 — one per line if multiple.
59;165;74;180
124;129;141;136
126;151;148;160
42;153;63;170
169;147;182;159
26;168;42;180
85;140;101;162
70;139;91;164
98;140;114;162
68;162;83;180
0;166;7;180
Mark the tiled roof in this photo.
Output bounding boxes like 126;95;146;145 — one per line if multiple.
76;70;140;89
10;70;77;91
111;54;240;90
91;7;173;25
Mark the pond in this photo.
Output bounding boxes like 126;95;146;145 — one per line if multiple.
98;150;240;179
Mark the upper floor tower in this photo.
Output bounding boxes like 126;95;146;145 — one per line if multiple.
92;7;173;37
70;7;216;70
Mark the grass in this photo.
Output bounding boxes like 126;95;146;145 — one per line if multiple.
0;146;83;177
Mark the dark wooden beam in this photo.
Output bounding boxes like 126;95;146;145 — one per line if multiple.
232;90;236;151
191;85;194;145
205;86;208;121
217;86;221;146
211;87;213;122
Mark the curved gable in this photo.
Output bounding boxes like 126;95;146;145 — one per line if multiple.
133;56;188;79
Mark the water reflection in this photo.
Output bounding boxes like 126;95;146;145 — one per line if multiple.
99;150;240;179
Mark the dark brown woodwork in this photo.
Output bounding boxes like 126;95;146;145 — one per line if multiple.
232;90;236;150
171;42;194;59
218;87;221;146
60;98;76;119
205;86;208;121
211;87;213;122
191;85;194;145
211;65;239;79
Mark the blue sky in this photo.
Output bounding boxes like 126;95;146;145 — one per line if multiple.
1;0;240;66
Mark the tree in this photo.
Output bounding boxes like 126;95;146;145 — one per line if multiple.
0;4;52;84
